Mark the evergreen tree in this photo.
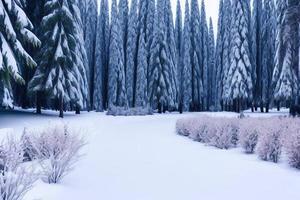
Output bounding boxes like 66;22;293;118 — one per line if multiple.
175;0;182;87
272;0;299;106
0;0;40;108
261;0;276;112
214;0;225;110
179;0;192;112
251;0;263;111
108;0;128;108
126;0;138;107
94;0;109;111
118;0;128;76
135;30;148;107
78;0;98;110
221;0;232;109
200;0;209;110
226;0;253;112
28;0;88;118
190;0;203;111
148;0;176;112
208;18;215;110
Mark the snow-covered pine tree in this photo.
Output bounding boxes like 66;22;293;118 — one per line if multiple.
221;0;232;110
126;0;138;107
164;0;178;109
200;0;209;111
78;0;98;110
175;0;182;90
148;0;176;113
251;0;263;112
208;18;215;110
261;0;276;112
226;0;253;113
179;0;192;113
28;0;88;118
0;0;40;108
138;0;155;84
108;0;128;109
135;29;148;107
190;0;203;111
94;0;109;111
272;0;299;106
118;0;128;77
214;0;225;110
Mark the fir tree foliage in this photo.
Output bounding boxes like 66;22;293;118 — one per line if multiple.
0;0;40;107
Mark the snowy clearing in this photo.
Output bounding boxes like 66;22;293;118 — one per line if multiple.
0;109;299;200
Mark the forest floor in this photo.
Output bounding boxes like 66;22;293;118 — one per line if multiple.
0;109;299;200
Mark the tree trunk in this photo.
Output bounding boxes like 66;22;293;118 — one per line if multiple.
277;101;280;111
59;96;64;118
266;103;269;113
158;102;162;114
260;102;264;113
36;92;42;114
75;106;80;115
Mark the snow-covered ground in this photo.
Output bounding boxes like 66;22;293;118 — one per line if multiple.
0;109;299;200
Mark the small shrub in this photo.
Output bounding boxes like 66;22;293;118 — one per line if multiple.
284;122;300;169
26;123;86;184
176;119;192;136
107;106;153;116
209;119;239;149
239;119;260;153
0;135;37;200
256;121;283;163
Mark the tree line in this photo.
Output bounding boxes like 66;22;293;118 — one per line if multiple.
0;0;299;117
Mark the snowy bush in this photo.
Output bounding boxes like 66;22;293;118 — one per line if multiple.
26;123;86;184
284;121;300;169
0;135;37;200
256;120;283;163
176;119;192;137
239;119;260;153
209;119;239;149
107;106;153;116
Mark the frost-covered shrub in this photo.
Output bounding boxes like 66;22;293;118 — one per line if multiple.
107;106;153;116
284;121;300;169
26;123;86;184
188;118;211;142
0;135;37;200
239;119;260;153
176;119;193;136
256;120;283;163
209;119;239;149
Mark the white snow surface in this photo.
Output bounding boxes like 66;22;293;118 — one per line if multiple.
0;109;299;200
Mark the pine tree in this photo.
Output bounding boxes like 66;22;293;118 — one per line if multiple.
0;0;40;108
28;0;88;118
135;30;147;107
175;0;182;87
118;0;128;76
179;0;192;112
261;0;276;112
251;0;263;111
221;0;232;110
208;18;215;110
272;0;299;106
226;0;253;112
78;0;98;110
94;0;109;111
148;0;176;113
126;0;138;107
200;0;209;110
214;0;225;110
190;0;203;111
108;0;128;109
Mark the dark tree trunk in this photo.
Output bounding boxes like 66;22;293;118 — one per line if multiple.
158;102;162;114
75;106;80;115
277;101;280;111
59;96;64;118
260;102;264;113
36;92;42;114
266;103;269;113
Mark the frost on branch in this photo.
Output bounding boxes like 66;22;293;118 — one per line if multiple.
284;120;300;169
0;134;37;200
25;123;86;184
239;119;260;153
256;120;283;163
